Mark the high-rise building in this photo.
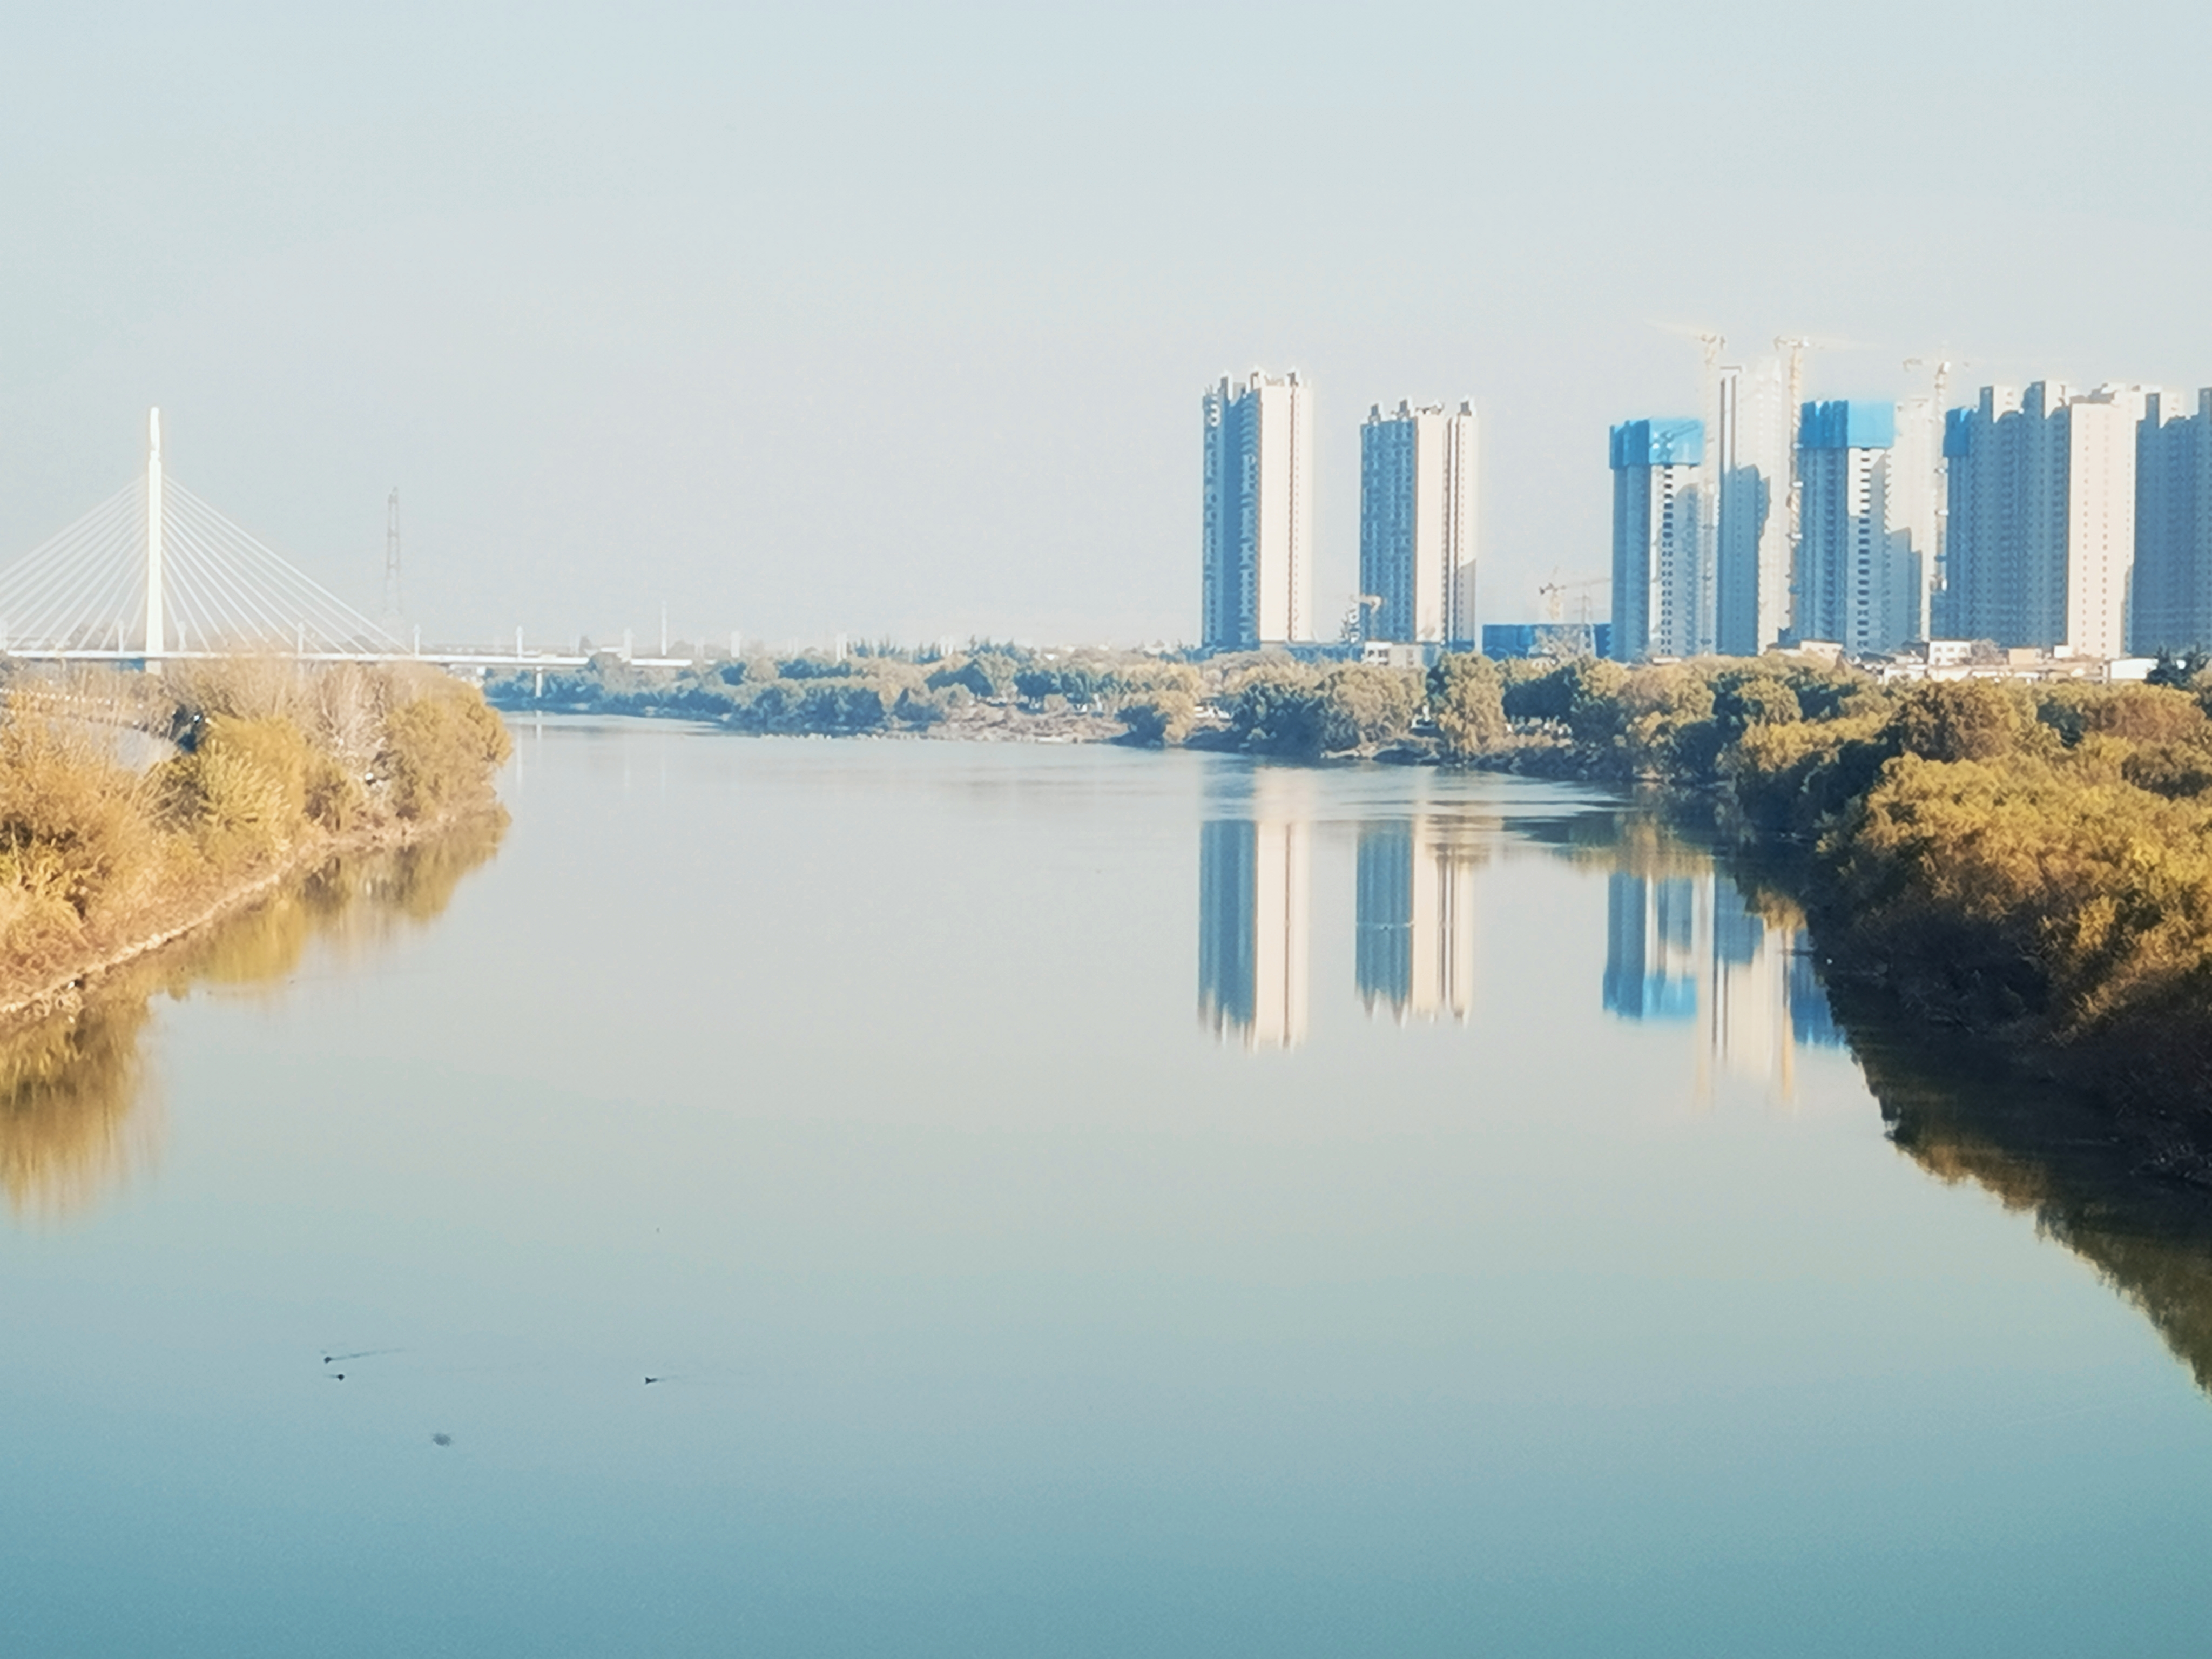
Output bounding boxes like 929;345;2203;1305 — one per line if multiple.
2133;389;2212;654
1202;370;1315;649
1941;381;2160;656
1796;400;1919;653
1714;358;1793;656
1609;418;1704;661
1890;395;1941;644
1359;400;1479;645
1939;385;2039;643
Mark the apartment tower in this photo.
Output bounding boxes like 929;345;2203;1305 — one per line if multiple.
1609;418;1704;661
1713;358;1793;656
1202;370;1315;649
1795;401;1906;653
1941;381;2159;656
2134;389;2212;654
1358;400;1479;645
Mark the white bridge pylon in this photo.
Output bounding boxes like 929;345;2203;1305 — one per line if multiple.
0;409;403;660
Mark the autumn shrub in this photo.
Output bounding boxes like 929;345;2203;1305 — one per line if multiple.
1225;662;1330;757
374;680;512;820
0;714;160;952
1119;690;1197;746
1317;663;1421;751
1431;653;1507;759
2;664;510;1008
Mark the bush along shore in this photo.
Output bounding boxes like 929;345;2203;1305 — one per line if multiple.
0;659;511;1022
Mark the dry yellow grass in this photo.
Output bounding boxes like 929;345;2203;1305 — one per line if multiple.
0;659;509;1013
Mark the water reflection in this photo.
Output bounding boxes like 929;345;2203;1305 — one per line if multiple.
0;817;505;1222
1603;869;1847;1096
1602;872;1700;1021
1852;1003;2212;1398
1188;767;2212;1406
1195;771;1842;1075
1198;770;1311;1050
1355;817;1483;1023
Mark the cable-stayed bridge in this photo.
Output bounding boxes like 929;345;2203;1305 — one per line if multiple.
0;412;633;671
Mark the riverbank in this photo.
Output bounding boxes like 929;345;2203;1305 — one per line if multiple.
478;643;2212;1124
1;819;505;1217
1482;653;2212;1125
0;660;511;1026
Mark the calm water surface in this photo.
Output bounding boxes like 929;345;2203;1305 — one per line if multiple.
6;720;2212;1656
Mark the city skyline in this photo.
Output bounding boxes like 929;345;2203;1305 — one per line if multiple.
1605;363;2212;666
11;6;2212;652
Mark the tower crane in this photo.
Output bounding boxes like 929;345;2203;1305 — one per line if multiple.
1773;335;1819;606
1340;592;1384;644
1538;574;1609;625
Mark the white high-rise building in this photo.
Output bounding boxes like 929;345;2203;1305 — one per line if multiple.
1359;400;1479;645
1610;418;1704;660
1889;395;1941;645
1202;370;1315;649
1942;381;2161;655
2066;385;2160;659
1714;358;1793;656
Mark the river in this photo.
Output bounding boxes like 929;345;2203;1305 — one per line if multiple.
5;718;2211;1656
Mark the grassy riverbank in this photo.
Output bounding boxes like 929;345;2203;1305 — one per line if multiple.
0;659;510;1020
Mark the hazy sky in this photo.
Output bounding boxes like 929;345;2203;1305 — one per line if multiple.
6;1;2212;650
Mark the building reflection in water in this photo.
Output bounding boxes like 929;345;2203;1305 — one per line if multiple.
1355;817;1479;1024
1198;770;1311;1050
1602;872;1700;1021
1191;776;1842;1074
1603;868;1846;1094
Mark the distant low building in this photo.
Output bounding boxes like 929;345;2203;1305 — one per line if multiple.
1481;622;1613;659
1359;640;1431;669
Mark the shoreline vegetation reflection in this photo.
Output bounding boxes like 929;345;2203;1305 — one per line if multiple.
1196;764;2212;1401
0;818;505;1222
